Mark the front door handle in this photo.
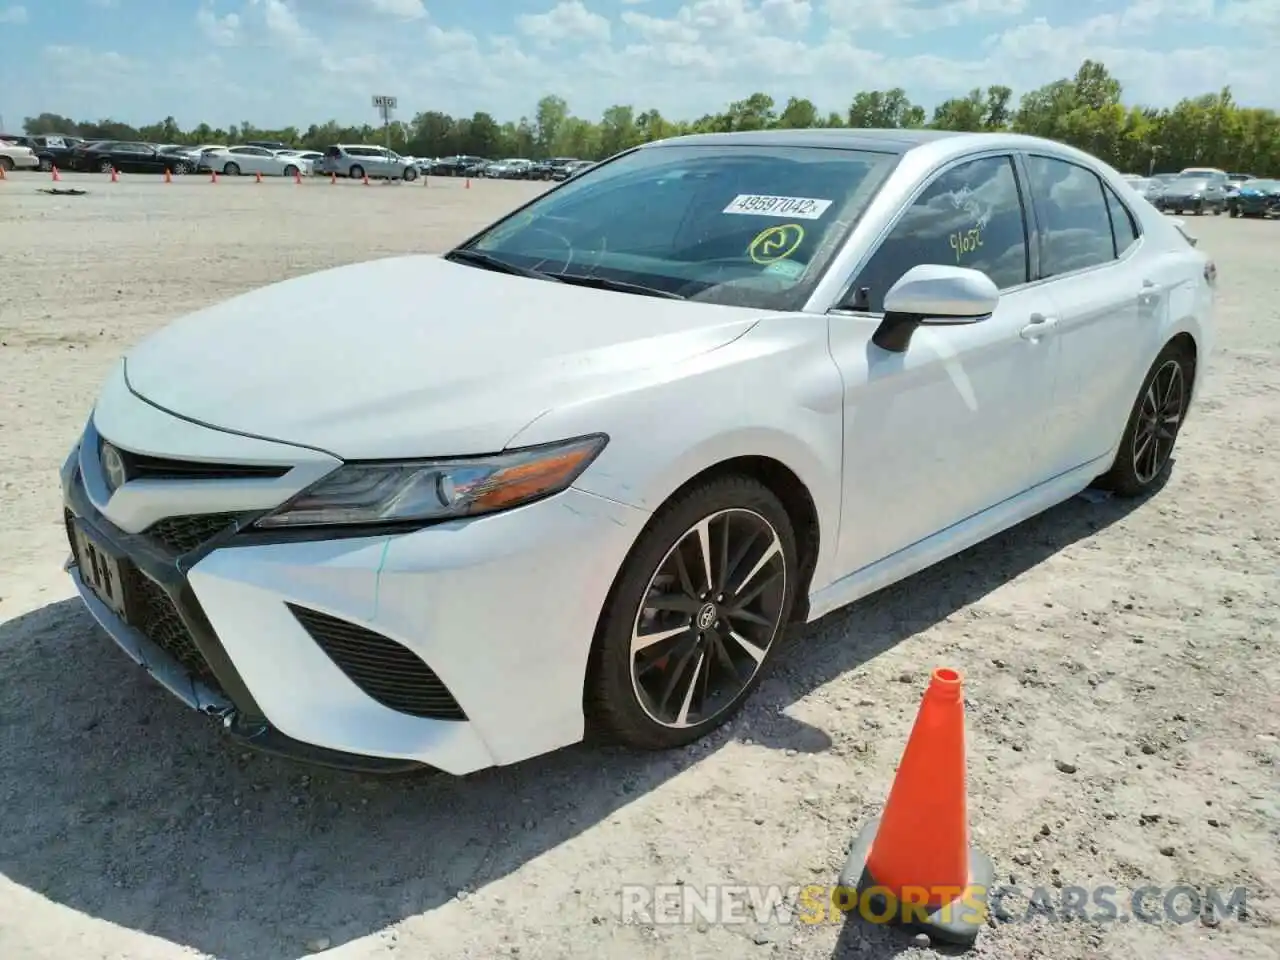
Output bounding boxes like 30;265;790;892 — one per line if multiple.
1138;279;1160;306
1020;313;1059;340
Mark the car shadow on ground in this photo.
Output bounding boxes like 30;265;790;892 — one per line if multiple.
0;485;1157;960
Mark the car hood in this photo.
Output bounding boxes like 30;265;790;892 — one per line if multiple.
123;255;766;459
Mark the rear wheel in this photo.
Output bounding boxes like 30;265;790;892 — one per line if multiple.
349;164;365;180
283;164;299;178
1097;342;1193;497
585;475;797;750
98;159;114;174
403;166;417;182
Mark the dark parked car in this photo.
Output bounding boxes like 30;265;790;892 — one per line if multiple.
69;141;195;174
30;134;87;170
1227;178;1280;218
1153;175;1227;216
429;155;486;177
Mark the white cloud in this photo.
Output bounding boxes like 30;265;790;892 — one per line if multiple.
197;5;241;46
518;1;612;44
820;0;1026;36
0;4;27;23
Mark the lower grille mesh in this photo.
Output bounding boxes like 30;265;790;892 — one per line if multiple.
287;604;466;720
144;513;242;555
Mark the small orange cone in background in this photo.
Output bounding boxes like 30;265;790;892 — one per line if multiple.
51;166;61;182
164;169;172;184
255;171;263;183
210;170;218;184
464;177;470;189
330;171;336;185
362;173;370;186
0;165;7;181
294;168;302;185
833;667;992;946
109;167;119;183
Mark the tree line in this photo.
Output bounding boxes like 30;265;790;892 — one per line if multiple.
19;60;1280;177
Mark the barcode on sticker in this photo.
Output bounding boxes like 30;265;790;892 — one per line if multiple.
723;194;833;219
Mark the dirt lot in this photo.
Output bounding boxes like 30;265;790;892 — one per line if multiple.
0;172;1276;960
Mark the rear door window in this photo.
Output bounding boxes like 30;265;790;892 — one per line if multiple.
1024;155;1117;277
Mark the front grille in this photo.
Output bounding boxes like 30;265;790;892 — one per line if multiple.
63;510;221;689
287;604;467;720
123;569;221;686
143;512;243;555
112;446;290;482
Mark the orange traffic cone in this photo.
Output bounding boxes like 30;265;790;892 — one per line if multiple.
294;168;302;185
464;177;470;189
110;167;119;183
330;171;336;185
51;166;61;182
834;667;992;945
255;171;262;183
210;170;218;184
362;173;370;185
164;169;172;184
0;165;7;181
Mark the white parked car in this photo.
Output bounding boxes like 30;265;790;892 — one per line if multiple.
0;138;40;172
203;145;311;177
274;149;322;173
61;129;1214;775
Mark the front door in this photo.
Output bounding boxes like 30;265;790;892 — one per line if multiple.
828;153;1063;575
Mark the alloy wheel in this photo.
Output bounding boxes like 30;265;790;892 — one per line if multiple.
630;508;787;729
1132;359;1185;485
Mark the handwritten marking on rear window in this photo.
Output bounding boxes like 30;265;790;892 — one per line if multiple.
723;194;833;220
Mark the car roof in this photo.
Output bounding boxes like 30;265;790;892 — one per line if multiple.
638;128;1114;168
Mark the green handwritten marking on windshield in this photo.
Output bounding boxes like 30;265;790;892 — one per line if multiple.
748;223;805;264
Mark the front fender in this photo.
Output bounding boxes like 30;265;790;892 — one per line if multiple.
508;315;847;593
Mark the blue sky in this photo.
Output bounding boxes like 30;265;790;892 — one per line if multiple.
0;1;1276;131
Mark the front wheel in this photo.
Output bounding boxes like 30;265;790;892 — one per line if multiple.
403;166;417;182
172;161;189;175
349;164;365;180
223;162;240;176
98;159;114;174
1097;342;1193;498
585;475;798;750
283;164;299;178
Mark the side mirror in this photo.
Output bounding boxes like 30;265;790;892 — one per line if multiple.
871;264;1000;353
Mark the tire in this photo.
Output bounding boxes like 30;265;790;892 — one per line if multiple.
39;157;52;172
223;162;240;176
172;161;189;175
585;475;798;750
349;164;365;180
1213;204;1223;216
98;159;114;173
1096;341;1194;498
283;164;298;178
1229;205;1240;218
403;166;417;182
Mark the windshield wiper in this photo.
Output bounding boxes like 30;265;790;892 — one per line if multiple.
552;273;687;300
444;248;562;281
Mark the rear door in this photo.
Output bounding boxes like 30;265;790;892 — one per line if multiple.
1019;153;1147;475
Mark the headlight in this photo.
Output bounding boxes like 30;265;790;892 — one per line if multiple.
254;434;608;529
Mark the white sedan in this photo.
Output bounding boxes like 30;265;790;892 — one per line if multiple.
203;145;311;177
60;129;1214;775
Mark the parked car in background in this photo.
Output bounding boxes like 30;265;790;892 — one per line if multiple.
68;141;194;174
1227;172;1254;182
1153;175;1228;215
18;134;86;171
318;144;419;180
245;140;290;151
275;149;324;173
1226;178;1280;218
429;155;487;177
0;136;41;172
202;145;313;177
58;128;1213;775
559;159;596;180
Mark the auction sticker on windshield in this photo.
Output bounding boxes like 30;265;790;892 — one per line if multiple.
723;195;833;219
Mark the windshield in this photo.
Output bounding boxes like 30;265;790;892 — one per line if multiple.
460;143;899;310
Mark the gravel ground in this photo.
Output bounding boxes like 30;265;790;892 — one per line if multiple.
0;172;1276;960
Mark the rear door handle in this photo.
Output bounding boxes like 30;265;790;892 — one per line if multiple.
1020;313;1059;340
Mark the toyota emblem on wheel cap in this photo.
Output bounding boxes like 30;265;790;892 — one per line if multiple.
101;442;127;493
